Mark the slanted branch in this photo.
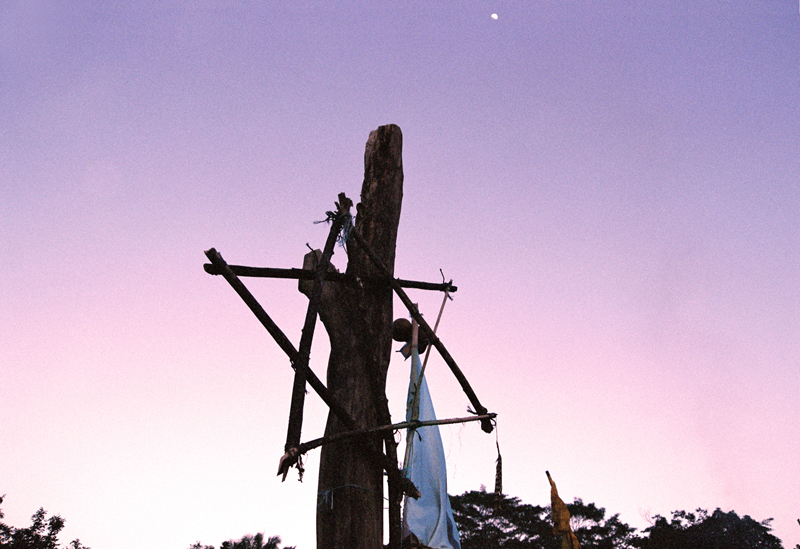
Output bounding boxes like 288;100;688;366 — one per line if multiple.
347;225;494;433
204;247;415;498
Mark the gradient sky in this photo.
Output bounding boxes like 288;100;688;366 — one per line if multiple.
2;2;798;548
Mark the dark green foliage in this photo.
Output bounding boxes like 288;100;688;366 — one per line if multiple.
568;499;637;549
449;488;636;549
450;489;782;549
633;508;784;549
449;489;548;548
189;532;294;549
0;496;89;549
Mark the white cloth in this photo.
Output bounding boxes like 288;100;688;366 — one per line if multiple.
402;348;461;549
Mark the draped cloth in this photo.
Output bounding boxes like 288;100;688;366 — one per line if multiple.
402;347;461;549
547;471;581;549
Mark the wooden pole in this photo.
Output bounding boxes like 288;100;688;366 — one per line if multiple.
308;125;404;549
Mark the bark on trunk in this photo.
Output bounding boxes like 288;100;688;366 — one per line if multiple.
301;125;404;549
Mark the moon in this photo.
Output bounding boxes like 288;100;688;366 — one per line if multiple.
491;13;498;19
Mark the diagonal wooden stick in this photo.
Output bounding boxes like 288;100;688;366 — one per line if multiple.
413;285;451;421
348;226;494;433
204;247;417;493
204;248;351;425
284;204;347;455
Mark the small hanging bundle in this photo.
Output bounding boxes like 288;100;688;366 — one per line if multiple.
313;193;354;250
493;438;503;513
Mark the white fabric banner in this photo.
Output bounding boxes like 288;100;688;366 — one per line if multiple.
403;348;461;549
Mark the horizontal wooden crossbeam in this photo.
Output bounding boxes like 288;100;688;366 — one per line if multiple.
203;263;457;293
288;413;497;457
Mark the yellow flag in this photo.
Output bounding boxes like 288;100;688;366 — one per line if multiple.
546;471;581;549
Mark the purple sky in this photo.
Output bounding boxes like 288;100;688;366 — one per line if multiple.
2;2;798;548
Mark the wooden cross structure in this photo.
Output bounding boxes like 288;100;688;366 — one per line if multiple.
203;125;494;549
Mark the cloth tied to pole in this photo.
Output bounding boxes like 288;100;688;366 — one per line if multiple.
402;344;461;549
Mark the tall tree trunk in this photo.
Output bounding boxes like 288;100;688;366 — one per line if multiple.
301;125;404;549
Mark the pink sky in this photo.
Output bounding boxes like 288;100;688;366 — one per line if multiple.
2;2;798;548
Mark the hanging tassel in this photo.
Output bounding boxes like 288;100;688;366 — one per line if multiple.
493;439;503;513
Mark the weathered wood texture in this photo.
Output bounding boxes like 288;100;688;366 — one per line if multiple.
300;125;404;549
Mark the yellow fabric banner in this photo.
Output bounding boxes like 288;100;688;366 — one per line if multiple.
546;471;581;549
